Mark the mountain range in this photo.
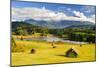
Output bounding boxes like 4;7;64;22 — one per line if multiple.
24;19;95;29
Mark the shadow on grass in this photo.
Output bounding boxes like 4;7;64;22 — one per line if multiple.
56;54;78;58
55;54;67;57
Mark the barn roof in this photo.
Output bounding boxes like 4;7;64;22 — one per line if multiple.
66;48;78;55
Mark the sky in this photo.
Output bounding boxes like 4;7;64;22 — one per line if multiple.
12;1;96;23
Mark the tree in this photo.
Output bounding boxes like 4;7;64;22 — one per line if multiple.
40;28;49;36
12;37;16;47
15;27;28;35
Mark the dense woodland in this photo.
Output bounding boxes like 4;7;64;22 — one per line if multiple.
12;21;96;43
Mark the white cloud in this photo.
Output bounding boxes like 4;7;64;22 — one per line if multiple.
12;7;95;23
73;11;95;23
88;14;96;23
73;11;87;19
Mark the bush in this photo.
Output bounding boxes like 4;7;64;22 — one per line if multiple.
12;45;26;52
67;32;95;43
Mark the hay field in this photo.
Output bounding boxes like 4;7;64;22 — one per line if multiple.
12;40;96;66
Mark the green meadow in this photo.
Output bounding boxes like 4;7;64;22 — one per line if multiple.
12;39;95;66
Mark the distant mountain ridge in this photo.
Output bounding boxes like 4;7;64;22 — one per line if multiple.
24;19;95;29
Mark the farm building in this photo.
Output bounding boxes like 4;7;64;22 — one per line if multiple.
65;48;78;58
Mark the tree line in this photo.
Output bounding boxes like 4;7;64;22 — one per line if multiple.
12;22;95;43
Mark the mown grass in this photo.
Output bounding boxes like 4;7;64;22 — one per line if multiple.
12;40;96;66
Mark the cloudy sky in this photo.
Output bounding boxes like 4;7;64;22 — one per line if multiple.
12;1;96;23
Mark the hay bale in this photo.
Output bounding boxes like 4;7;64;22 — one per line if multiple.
52;46;56;48
30;48;35;54
51;41;57;48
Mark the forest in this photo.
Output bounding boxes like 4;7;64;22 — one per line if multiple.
12;21;96;43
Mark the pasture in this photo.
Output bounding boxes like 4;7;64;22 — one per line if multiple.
12;40;95;66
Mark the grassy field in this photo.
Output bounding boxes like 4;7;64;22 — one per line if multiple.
12;39;96;66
